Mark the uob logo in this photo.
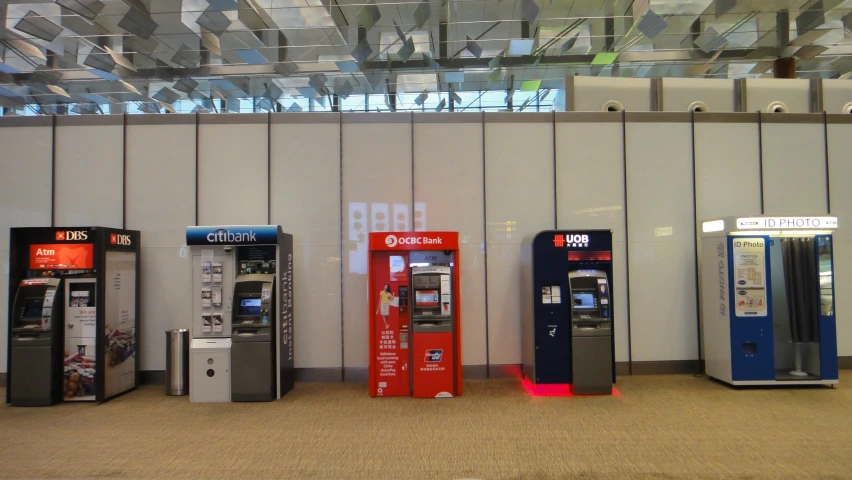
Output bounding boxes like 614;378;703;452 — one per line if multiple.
110;233;131;246
385;234;398;247
56;230;87;241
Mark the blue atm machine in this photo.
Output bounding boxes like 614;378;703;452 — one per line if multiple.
521;230;615;395
700;216;839;387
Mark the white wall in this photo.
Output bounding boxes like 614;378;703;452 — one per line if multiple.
270;113;342;370
826;117;852;356
125;115;196;371
413;113;486;367
625;113;698;363
197;114;268;225
484;113;554;367
54;116;123;228
554;113;629;362
0;117;53;374
341;114;412;371
761;116;828;215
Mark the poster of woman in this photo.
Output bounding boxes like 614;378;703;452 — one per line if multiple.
376;284;395;330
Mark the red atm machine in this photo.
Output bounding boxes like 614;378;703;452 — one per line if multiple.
368;231;462;398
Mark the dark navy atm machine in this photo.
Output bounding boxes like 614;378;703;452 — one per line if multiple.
521;230;615;395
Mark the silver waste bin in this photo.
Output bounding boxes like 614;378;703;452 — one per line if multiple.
165;329;189;396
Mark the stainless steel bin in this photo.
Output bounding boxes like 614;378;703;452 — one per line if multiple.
165;329;189;396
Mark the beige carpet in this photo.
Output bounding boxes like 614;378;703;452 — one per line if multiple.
1;374;852;480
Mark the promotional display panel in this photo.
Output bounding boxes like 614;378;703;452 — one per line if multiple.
185;225;293;403
6;227;141;406
368;232;462;399
701;216;839;387
521;230;615;396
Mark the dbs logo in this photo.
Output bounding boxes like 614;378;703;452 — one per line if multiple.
110;233;131;245
56;231;87;241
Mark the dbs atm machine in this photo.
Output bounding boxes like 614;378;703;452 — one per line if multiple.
185;225;294;402
6;226;141;406
368;231;462;398
700;216;839;386
521;230;615;395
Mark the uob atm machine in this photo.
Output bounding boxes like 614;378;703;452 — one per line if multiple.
185;225;294;402
521;230;615;395
700;216;839;386
368;231;462;398
6;227;141;406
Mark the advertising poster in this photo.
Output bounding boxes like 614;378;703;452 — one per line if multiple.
212;313;223;333
212;286;222;307
30;244;94;270
371;252;408;397
732;238;768;317
64;338;96;401
201;287;212;307
104;251;137;398
212;262;223;284
202;313;212;333
64;281;97;401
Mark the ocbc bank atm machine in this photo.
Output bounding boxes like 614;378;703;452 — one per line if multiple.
9;279;63;406
231;274;276;402
521;230;615;395
410;265;455;398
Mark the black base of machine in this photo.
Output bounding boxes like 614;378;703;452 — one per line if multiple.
230;339;275;402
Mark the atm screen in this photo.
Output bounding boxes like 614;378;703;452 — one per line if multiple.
415;290;439;307
238;298;262;316
22;299;43;318
572;292;597;309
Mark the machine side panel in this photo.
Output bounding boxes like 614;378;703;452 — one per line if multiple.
701;234;732;383
729;236;775;381
520;235;535;381
818;235;839;380
531;233;574;384
279;232;295;396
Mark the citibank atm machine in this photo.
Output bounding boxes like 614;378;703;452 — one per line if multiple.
521;230;615;395
7;227;141;406
367;232;463;399
700;216;839;386
186;225;293;402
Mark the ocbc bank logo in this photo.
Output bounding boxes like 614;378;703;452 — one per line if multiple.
385;234;398;247
56;230;88;241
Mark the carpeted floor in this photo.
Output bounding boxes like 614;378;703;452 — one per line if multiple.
1;374;852;480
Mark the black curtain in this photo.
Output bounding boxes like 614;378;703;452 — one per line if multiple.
781;237;820;343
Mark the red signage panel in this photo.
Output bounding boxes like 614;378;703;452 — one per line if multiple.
29;244;94;269
412;332;455;398
369;231;459;251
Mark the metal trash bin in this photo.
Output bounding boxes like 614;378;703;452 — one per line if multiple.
165;329;189;396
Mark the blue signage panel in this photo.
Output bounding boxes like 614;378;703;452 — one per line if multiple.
185;225;280;245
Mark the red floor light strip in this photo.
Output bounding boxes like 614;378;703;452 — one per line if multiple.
521;377;621;397
521;377;573;397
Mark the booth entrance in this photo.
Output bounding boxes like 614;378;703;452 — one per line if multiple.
700;216;839;386
368;232;462;398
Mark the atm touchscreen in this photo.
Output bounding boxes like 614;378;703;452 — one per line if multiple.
572;291;597;310
22;299;44;318
238;298;262;316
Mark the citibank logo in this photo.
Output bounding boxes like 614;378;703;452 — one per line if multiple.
385;234;398;247
207;228;257;243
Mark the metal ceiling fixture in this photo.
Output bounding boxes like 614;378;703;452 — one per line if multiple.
1;0;852;114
